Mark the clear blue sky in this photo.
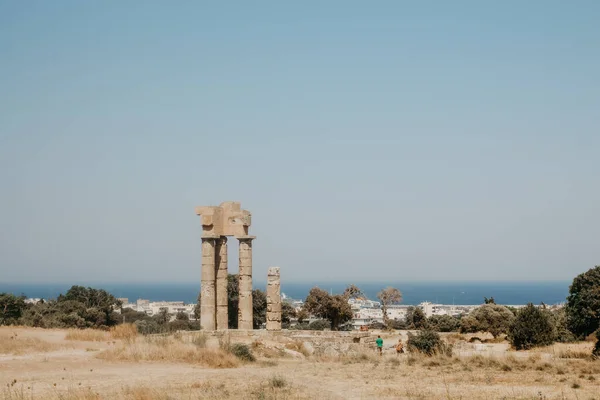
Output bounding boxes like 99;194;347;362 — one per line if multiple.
1;1;598;284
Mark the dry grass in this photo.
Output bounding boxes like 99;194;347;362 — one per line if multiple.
284;340;311;357
109;324;138;341
96;336;240;368
65;329;108;342
65;325;137;343
3;379;316;400
0;331;57;355
530;342;595;360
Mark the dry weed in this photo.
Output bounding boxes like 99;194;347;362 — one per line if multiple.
0;331;57;355
96;336;240;368
109;324;138;341
284;340;311;357
65;329;108;342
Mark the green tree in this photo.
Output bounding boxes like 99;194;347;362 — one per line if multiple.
227;274;239;328
428;315;460;332
547;307;575;343
296;308;309;324
303;286;356;330
175;311;189;321
59;286;121;328
566;266;600;339
252;289;267;329
153;308;170;326
460;304;515;338
377;287;402;326
0;293;27;325
405;306;428;329
281;301;297;325
508;303;555;350
193;292;201;320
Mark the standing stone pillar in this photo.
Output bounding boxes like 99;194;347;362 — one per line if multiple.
238;237;254;330
200;237;217;331
215;236;228;330
266;267;282;331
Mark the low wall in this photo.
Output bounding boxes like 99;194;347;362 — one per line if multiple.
175;329;374;356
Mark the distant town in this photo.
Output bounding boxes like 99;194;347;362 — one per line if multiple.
25;294;555;330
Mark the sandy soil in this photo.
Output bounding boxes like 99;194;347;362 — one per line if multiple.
1;327;599;400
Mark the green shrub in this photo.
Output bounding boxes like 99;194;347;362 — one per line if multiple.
230;343;256;362
307;319;330;331
460;304;515;338
508;303;555;350
428;315;460;332
407;330;452;356
566;266;600;339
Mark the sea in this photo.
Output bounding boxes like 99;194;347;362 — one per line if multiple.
0;281;570;306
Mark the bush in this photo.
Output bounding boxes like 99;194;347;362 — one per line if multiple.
428;315;460;332
508;303;555;350
229;343;256;362
269;375;286;388
547;307;576;343
593;330;600;358
405;306;428;329
307;320;330;331
388;318;407;330
134;319;163;335
460;304;515;338
368;321;386;330
407;330;452;356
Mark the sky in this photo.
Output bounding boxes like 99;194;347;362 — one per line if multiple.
0;1;598;284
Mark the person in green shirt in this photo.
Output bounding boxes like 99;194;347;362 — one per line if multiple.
376;335;383;355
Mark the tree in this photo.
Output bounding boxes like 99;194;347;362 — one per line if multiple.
405;306;428;329
193;292;201;320
484;297;496;304
566;266;600;339
460;304;515;338
227;274;240;329
343;285;364;300
377;287;402;326
303;286;355;330
296;308;309;324
547;307;575;343
0;293;27;325
59;286;121;328
428;315;460;332
252;289;267;329
281;301;296;325
153;309;170;326
508;303;555;350
175;311;189;321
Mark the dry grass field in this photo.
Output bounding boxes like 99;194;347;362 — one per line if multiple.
1;326;599;400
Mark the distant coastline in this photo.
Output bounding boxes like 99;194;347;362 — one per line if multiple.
0;281;570;306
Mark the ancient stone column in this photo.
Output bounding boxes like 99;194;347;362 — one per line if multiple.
200;237;216;331
215;236;228;330
266;267;282;331
238;237;254;330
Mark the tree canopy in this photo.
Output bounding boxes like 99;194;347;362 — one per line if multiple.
460;304;515;338
377;287;402;326
566;266;600;339
303;285;358;330
508;303;555;350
